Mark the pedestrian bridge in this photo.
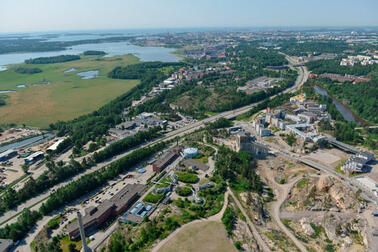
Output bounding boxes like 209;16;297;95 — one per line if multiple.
326;137;359;154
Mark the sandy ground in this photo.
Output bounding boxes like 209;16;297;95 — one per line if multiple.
0;128;41;144
0;156;25;185
157;221;237;252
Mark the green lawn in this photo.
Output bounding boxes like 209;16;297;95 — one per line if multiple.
0;54;140;128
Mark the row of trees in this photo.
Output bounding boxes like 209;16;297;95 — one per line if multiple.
0;159;84;215
14;67;42;74
0;126;163;217
83;50;106;55
25;55;80;64
92;126;161;163
0;142;166;241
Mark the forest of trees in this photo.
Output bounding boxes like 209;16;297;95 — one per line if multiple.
228;42;288;68
306;59;378;76
303;84;367;146
14;67;42;74
25;55;80;64
318;81;377;124
216;146;262;193
279;40;351;56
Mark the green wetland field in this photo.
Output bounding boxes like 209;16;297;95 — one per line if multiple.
0;54;140;128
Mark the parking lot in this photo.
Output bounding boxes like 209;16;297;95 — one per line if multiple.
0;156;26;186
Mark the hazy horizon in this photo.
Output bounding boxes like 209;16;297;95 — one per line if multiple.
1;0;378;33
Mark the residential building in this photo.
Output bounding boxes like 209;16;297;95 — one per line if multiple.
259;128;271;137
341;151;375;174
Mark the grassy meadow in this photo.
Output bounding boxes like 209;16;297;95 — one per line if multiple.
157;221;237;252
0;54;140;128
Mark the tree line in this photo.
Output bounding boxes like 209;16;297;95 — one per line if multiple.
0;127;163;218
83;50;106;55
306;59;378;76
0;142;166;242
14;67;42;74
0;36;134;54
25;55;80;64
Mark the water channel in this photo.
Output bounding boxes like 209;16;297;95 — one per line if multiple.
314;85;361;124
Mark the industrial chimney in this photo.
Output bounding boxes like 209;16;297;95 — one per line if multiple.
77;211;92;252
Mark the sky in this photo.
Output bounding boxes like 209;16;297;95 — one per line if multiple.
1;0;377;33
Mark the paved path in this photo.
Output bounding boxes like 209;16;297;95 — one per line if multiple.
4;54;309;250
270;177;308;252
257;156;307;252
228;189;271;252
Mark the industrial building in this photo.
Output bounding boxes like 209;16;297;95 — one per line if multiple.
0;149;17;162
67;184;144;239
24;151;44;164
46;139;64;154
121;202;156;224
152;147;182;173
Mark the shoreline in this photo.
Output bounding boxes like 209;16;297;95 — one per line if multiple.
314;85;371;126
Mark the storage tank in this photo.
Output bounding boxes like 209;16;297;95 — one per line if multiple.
183;147;198;158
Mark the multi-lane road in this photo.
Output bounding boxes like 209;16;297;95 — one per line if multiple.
7;56;309;251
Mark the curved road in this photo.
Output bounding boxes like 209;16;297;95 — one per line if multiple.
9;56;309;251
270;177;308;252
0;58;308;228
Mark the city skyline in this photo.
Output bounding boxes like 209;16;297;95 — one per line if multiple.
1;0;378;33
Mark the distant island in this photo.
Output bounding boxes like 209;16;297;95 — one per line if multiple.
83;50;106;56
25;55;80;64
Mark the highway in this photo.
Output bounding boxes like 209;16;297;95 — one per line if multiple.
7;56;308;251
0;54;308;228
